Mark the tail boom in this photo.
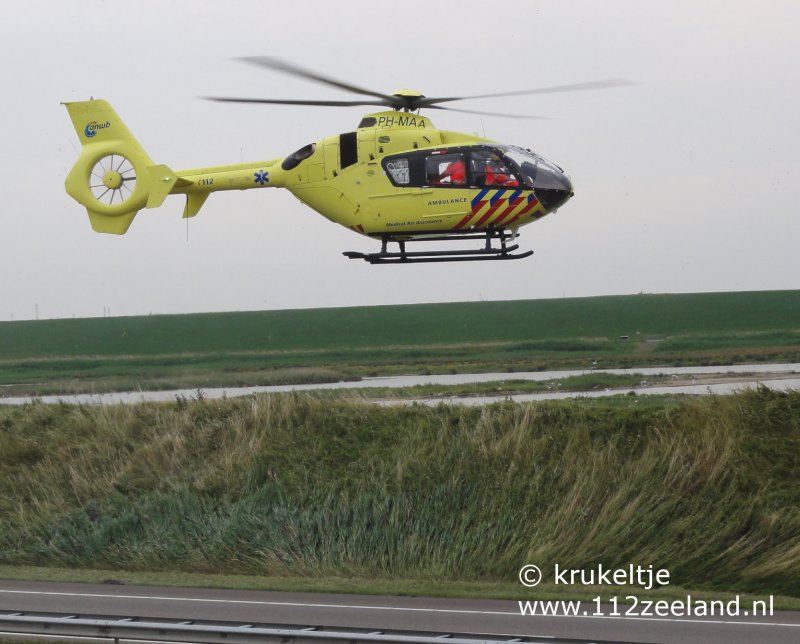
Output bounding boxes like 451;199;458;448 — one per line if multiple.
63;99;282;233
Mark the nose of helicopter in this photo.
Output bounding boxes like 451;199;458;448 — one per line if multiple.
534;166;574;212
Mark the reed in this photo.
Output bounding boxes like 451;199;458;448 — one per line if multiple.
1;388;798;596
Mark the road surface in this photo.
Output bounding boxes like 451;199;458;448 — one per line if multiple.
1;581;798;644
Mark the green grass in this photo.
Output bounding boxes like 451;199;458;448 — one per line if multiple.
4;291;800;358
2;290;800;396
1;388;799;597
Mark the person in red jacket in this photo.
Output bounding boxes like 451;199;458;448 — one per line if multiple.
433;157;466;185
484;159;519;187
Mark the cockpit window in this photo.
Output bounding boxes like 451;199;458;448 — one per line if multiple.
469;149;520;188
281;143;316;171
503;145;565;189
507;145;563;172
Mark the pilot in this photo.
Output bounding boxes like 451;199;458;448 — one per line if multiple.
484;159;519;187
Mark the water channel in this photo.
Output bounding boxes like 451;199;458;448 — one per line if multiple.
1;363;798;406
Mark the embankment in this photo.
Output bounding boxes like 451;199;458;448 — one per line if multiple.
1;389;798;596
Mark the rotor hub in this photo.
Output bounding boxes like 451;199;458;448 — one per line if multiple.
390;89;425;111
103;170;123;190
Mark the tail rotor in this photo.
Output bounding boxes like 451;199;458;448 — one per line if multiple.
89;154;137;206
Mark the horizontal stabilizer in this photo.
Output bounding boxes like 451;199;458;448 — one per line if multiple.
146;165;178;209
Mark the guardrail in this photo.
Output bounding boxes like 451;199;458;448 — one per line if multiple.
0;611;623;644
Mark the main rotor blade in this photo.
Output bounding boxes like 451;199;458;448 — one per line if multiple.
419;79;638;107
238;56;402;106
425;104;549;120
204;96;389;108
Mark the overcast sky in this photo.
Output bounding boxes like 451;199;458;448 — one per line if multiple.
1;1;798;321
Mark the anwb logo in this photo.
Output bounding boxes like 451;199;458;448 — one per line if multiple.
84;121;111;138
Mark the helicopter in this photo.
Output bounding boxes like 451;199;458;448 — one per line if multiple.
63;57;632;264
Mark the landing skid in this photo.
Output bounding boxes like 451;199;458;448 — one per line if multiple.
344;229;533;264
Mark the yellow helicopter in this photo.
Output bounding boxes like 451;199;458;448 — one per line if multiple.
63;58;632;263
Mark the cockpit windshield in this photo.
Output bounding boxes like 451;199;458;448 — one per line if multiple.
500;145;567;191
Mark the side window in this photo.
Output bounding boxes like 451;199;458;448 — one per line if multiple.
339;132;358;169
281;143;316;171
385;157;410;185
426;153;466;186
382;153;425;187
470;149;520;188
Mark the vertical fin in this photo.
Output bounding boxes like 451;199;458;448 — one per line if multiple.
183;193;210;218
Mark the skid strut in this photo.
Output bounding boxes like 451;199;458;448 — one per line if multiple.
344;228;533;264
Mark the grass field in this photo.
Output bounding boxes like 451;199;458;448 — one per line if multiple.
1;388;799;598
1;290;800;396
